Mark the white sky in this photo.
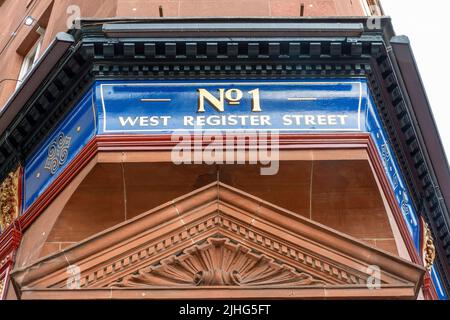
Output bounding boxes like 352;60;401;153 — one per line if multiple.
381;0;450;165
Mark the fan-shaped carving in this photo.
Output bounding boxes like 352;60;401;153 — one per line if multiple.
111;237;326;287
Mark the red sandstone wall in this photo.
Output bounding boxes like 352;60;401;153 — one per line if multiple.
116;0;366;17
0;0;373;108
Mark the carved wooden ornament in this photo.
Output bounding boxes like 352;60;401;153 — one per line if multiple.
0;169;20;233
0;277;4;298
421;218;436;272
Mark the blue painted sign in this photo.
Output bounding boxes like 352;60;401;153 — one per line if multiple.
23;90;96;210
96;79;368;134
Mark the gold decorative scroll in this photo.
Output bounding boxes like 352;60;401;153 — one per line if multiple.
0;168;20;232
0;277;4;298
422;221;436;272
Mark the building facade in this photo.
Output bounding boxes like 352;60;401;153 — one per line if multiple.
0;0;449;300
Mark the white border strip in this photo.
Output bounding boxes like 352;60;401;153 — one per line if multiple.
100;81;365;133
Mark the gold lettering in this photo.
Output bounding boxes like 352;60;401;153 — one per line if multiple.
248;89;262;112
197;88;262;112
198;89;225;113
225;89;243;105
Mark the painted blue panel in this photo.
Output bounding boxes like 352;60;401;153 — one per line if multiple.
366;99;420;249
23;90;96;211
431;265;448;300
95;79;368;134
366;97;448;300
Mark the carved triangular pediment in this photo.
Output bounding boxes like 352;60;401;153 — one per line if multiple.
110;237;326;288
11;182;425;299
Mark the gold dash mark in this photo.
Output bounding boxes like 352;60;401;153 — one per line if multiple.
140;98;172;102
287;97;318;101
